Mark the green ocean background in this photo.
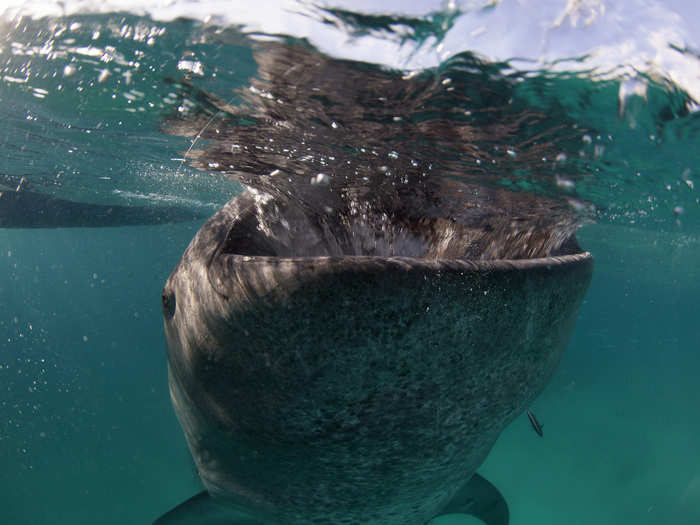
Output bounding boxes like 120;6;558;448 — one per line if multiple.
1;1;699;524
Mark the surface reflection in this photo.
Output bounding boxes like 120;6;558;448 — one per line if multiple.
163;40;589;260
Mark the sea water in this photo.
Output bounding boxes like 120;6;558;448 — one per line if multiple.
0;1;699;524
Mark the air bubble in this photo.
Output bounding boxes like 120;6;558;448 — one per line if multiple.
310;173;329;185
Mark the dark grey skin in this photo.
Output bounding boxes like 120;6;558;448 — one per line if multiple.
156;188;593;524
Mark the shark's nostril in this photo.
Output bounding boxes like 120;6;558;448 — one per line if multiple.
162;290;176;319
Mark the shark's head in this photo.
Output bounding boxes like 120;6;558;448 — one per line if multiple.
160;185;592;525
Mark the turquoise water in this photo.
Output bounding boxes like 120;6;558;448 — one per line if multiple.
1;2;699;524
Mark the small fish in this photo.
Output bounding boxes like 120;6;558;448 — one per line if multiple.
526;409;543;437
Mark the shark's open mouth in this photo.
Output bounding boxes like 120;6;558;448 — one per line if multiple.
216;187;584;262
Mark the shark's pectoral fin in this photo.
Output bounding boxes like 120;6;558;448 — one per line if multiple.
431;473;509;525
154;491;261;525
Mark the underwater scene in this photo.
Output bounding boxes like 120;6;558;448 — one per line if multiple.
1;1;699;524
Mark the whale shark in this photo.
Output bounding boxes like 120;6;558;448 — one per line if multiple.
155;189;592;525
154;40;593;524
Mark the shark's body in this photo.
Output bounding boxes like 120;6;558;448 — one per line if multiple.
156;189;593;524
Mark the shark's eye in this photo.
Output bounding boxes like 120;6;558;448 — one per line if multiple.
162;290;176;319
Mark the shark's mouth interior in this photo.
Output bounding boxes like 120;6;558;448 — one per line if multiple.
218;188;583;261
